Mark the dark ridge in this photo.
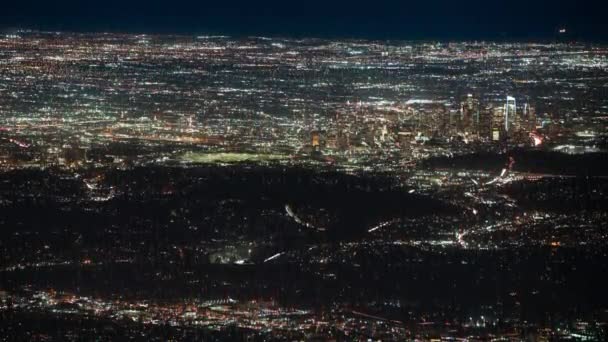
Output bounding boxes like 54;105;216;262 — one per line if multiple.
422;149;608;176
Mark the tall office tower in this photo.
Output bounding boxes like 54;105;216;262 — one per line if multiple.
504;96;516;133
478;105;493;140
466;93;475;111
311;131;321;150
462;94;480;135
492;106;504;141
458;103;466;133
449;109;459;135
523;102;536;130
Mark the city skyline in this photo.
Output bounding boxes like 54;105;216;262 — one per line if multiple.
1;6;607;340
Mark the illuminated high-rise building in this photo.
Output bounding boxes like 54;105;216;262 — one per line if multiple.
461;94;480;135
492;106;504;141
504;96;516;133
523;102;536;131
478;105;493;140
311;131;321;150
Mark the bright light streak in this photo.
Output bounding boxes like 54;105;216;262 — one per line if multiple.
264;253;284;263
368;220;394;233
9;139;30;148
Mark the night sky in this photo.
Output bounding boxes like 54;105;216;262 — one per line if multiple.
1;0;607;41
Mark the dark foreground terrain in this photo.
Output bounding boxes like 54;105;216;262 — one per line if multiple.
0;163;607;340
